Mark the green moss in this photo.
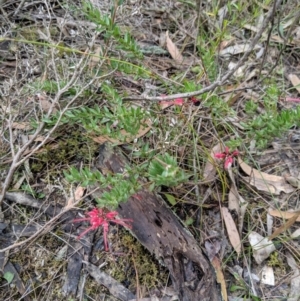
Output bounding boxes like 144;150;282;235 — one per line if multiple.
103;231;168;290
16;26;58;41
30;129;98;175
267;252;283;267
267;251;286;275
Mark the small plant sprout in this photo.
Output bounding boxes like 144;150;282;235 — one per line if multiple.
73;208;133;251
214;147;239;169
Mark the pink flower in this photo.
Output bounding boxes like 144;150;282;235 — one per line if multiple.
214;147;239;169
285;97;300;102
159;95;201;109
173;98;184;105
159;98;185;109
73;208;132;251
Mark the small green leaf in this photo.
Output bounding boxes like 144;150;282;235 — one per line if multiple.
250;295;262;301
3;271;14;284
163;193;177;206
148;153;190;187
278;23;284;38
185;217;194;226
229;285;245;292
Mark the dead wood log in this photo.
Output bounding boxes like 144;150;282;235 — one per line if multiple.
94;143;221;301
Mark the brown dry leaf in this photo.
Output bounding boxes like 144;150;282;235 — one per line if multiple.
225;91;243;106
165;31;183;64
243;24;298;46
268;211;300;240
92;135;116;144
229;189;248;237
11;122;32;130
284;176;300;188
288;74;300;93
92;119;152;145
211;257;228;301
267;213;274;236
238;195;248;235
89;46;103;68
268;208;300;222
224;116;245;130
270;35;298;46
28;135;55;143
39;99;54;112
36;92;58;113
22;143;59;156
243;24;259;33
238;157;294;195
66;186;85;209
203;143;224;182
218;39;234;51
228;187;240;214
221;207;241;255
159;101;174;110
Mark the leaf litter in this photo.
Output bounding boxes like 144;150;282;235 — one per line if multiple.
238;157;295;195
1;0;300;301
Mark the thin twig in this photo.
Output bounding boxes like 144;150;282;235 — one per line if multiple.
0;52;89;204
0;187;100;252
13;0;27;17
257;0;278;78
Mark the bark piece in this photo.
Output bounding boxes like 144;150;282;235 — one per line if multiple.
62;244;83;297
62;234;93;297
95;143;220;301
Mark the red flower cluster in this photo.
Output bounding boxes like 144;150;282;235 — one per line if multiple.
73;208;132;251
214;147;239;169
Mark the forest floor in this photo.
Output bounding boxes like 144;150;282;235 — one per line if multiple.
1;0;300;301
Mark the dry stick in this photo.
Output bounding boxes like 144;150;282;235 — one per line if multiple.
0;206;68;253
192;0;210;85
0;187;100;253
257;0;278;78
193;0;202;55
13;0;27;16
123;0;282;102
